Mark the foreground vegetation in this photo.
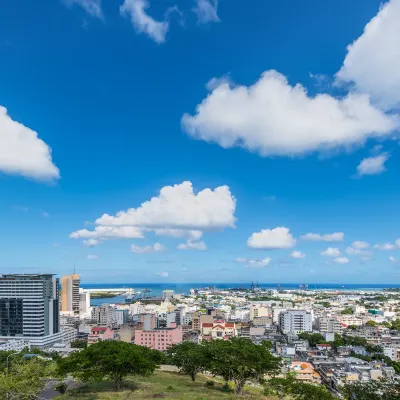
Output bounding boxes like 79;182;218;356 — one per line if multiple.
56;370;270;399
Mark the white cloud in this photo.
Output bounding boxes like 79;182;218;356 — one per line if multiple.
389;256;398;263
356;153;390;176
52;243;60;247
352;240;370;249
345;246;372;256
131;242;166;253
321;247;341;257
301;232;344;242
181;70;398;157
0;106;60;181
70;226;144;240
83;238;99;247
87;254;99;260
374;242;397;251
120;0;169;44
396;239;400;248
334;257;350;264
40;210;50;218
177;240;207;251
64;0;103;19
96;181;236;231
247;227;296;249
291;250;305;259
153;228;203;240
336;0;400;110
156;271;169;277
236;257;271;268
194;0;220;24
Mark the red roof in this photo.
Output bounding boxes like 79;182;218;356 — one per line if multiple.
202;323;213;327
92;327;108;332
225;323;235;328
212;325;225;330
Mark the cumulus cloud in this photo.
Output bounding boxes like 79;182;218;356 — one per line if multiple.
131;242;166;253
334;257;350;264
154;228;203;240
389;256;398;263
374;242;397;251
301;232;344;242
87;254;99;260
194;0;220;24
247;227;296;249
356;153;390;176
321;247;341;257
236;257;271;268
0;106;59;181
345;246;372;256
291;250;305;259
63;0;103;19
120;0;169;43
177;240;207;250
336;0;400;110
182;70;398;157
96;181;236;231
352;241;370;249
70;226;144;241
83;238;99;247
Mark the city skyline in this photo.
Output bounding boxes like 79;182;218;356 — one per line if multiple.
0;0;400;283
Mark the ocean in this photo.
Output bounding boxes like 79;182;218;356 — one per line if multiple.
82;282;400;306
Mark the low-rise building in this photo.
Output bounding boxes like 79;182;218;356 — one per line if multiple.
88;326;114;345
134;323;182;351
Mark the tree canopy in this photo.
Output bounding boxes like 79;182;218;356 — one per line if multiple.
265;374;335;400
167;341;208;381
204;338;281;394
58;340;160;389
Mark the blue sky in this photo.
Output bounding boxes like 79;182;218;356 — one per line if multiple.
1;0;400;284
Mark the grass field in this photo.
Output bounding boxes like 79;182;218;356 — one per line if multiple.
57;370;273;399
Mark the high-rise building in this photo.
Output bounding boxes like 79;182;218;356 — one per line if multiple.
279;310;312;334
61;273;80;315
79;289;91;314
0;274;64;347
162;290;174;301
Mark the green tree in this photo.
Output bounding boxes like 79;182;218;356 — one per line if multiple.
70;339;87;349
366;320;377;326
298;333;326;348
205;338;281;395
265;374;335;400
381;321;391;328
58;341;158;390
0;358;54;400
341;379;400;400
341;307;354;315
391;319;400;330
167;341;207;381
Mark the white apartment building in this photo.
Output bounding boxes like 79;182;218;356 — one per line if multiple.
315;317;344;334
0;274;61;348
272;307;287;324
279;310;312;334
91;305;118;328
162;290;175;300
79;289;91;314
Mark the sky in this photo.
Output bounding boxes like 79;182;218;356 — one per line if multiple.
0;0;400;284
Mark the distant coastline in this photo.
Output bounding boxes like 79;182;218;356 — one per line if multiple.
84;282;400;306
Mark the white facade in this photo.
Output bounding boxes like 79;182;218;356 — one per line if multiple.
0;274;60;339
0;339;29;351
272;307;287;324
279;310;312;334
91;305;118;328
79;290;91;314
162;290;174;300
316;317;344;334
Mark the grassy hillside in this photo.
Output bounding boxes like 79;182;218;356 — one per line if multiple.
57;370;273;399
